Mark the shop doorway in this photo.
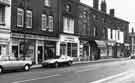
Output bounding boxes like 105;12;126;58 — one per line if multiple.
38;46;43;64
12;46;18;59
67;43;77;57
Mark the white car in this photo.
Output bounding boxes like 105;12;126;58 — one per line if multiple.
42;55;73;67
0;56;32;73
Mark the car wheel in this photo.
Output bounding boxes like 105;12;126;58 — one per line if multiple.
68;61;72;66
0;67;3;73
54;62;59;68
24;65;30;71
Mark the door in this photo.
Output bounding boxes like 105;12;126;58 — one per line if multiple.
38;46;43;64
12;46;19;59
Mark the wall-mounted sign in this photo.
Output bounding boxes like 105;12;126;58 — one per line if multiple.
60;34;79;43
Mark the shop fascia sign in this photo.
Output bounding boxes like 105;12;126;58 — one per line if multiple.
0;0;10;6
60;35;79;43
12;33;58;41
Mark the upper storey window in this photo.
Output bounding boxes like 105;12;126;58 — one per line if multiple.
65;4;71;12
44;0;50;7
0;7;5;25
63;16;74;34
26;10;32;28
17;8;24;27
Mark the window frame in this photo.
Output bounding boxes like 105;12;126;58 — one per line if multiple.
48;15;54;32
17;8;24;27
26;10;32;28
0;7;5;25
63;16;74;34
44;0;50;7
41;14;47;31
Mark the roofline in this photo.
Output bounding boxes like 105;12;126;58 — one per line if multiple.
78;2;129;24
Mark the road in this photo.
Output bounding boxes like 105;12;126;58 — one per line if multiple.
0;59;134;83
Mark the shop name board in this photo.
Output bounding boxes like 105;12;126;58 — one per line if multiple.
64;37;75;42
60;35;79;43
11;33;58;41
0;0;10;5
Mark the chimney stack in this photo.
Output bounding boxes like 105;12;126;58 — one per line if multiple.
110;9;115;16
101;0;107;13
93;0;99;10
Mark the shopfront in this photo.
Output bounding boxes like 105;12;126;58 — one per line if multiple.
44;41;56;60
12;38;36;63
107;41;115;57
80;40;90;61
58;34;79;61
95;40;107;59
0;32;10;57
11;33;58;64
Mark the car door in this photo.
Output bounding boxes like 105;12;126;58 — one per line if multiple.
0;56;14;70
10;59;24;70
2;60;14;70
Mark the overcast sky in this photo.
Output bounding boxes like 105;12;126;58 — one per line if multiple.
80;0;135;32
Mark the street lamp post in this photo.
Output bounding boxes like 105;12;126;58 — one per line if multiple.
22;0;27;60
131;28;134;55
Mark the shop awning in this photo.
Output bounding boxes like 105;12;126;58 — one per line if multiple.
95;40;106;48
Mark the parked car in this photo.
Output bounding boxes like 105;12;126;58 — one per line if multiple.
42;55;73;67
0;56;32;73
130;53;135;59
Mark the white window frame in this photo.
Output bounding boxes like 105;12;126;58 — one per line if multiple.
63;17;74;34
48;15;54;32
0;7;5;25
17;8;24;27
26;10;32;28
41;14;47;31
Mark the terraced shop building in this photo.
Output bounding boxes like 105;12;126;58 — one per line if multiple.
0;0;11;57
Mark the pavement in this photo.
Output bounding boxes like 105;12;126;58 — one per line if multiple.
31;57;130;69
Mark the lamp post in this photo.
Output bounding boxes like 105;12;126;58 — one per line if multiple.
131;28;134;55
22;0;28;60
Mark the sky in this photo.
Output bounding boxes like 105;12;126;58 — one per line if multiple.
80;0;135;32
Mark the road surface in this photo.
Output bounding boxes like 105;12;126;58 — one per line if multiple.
0;59;134;83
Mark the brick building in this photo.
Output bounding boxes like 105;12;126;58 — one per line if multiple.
11;0;59;64
78;0;129;61
57;0;80;61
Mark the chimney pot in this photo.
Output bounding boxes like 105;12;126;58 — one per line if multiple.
110;9;115;16
93;0;99;10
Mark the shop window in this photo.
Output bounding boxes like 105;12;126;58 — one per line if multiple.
67;43;77;57
17;8;24;27
72;43;77;57
60;43;66;56
26;10;32;28
44;41;56;59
